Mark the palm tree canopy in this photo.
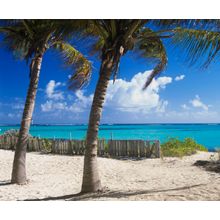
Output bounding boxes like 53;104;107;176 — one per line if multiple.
2;20;220;90
70;19;220;90
0;19;91;88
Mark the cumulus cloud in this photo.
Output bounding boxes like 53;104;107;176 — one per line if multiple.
41;90;93;113
46;80;64;100
175;74;185;81
105;70;172;113
41;71;172;115
190;95;209;111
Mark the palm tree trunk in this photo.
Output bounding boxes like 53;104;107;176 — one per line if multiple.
11;55;43;184
81;55;114;193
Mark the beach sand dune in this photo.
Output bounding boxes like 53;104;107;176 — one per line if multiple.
0;149;220;201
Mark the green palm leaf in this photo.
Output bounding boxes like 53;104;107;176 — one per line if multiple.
53;41;92;90
172;27;220;67
134;27;168;89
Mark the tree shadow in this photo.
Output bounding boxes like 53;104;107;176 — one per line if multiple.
194;160;220;173
0;180;12;186
23;183;206;201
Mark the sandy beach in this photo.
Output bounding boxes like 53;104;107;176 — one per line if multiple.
0;149;220;201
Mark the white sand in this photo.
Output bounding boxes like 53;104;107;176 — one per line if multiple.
0;149;220;201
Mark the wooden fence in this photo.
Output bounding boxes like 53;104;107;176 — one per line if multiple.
0;135;160;158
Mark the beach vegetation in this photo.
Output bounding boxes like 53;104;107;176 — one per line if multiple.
161;137;207;157
41;139;53;153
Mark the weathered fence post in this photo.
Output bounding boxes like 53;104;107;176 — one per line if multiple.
155;140;161;158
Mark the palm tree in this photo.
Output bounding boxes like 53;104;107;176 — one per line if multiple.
70;19;220;193
0;20;91;184
68;20;170;193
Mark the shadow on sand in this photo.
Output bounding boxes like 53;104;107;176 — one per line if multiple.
24;183;206;201
0;180;12;186
194;160;220;173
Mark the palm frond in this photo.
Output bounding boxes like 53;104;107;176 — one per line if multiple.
133;27;168;89
172;27;220;67
143;51;167;89
150;19;217;29
90;37;105;56
0;26;31;60
53;41;92;90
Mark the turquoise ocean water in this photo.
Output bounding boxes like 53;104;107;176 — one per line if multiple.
0;124;220;151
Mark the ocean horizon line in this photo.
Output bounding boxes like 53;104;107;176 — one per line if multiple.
1;123;220;126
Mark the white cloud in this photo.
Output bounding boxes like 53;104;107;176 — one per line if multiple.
175;74;185;81
181;104;190;110
46;80;64;100
41;100;67;112
105;70;172;113
190;95;209;111
41;90;93;113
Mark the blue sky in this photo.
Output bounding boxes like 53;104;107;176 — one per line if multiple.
1;36;220;125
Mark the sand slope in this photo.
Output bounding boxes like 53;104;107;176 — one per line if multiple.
0;149;220;201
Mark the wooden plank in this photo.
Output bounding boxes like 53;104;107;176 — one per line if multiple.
121;140;125;156
108;140;112;156
67;140;72;155
155;141;161;158
125;140;129;156
111;140;114;156
75;141;79;155
118;140;121;156
97;140;100;156
134;140;139;157
61;141;64;154
111;140;115;156
132;141;136;157
115;141;118;156
33;139;36;151
56;140;60;154
99;140;102;156
72;140;75;155
63;141;66;154
128;140;131;157
139;141;145;157
80;141;83;155
65;141;68;154
115;140;118;157
145;141;151;158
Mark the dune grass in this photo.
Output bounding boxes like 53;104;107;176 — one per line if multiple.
161;138;207;158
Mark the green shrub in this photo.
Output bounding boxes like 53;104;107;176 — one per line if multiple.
161;137;207;157
41;138;52;152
